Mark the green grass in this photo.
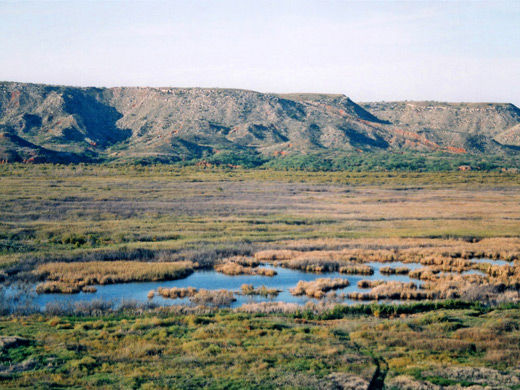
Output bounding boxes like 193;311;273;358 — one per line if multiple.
2;164;520;270
1;304;520;389
1;164;520;388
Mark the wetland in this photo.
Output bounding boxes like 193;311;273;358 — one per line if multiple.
1;165;520;389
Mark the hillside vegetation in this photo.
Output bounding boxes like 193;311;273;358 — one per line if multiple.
1;82;520;168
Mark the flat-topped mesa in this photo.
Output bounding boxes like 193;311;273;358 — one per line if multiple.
1;81;519;164
361;100;520;150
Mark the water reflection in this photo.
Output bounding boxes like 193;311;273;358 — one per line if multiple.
32;262;424;309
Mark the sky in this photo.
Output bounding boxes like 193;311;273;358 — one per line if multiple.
1;0;519;105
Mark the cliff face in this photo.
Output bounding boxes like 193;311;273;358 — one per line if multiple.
361;101;520;152
1;82;519;163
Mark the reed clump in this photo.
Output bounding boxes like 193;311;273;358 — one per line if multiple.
214;262;276;276
254;250;298;261
283;258;373;275
157;287;198;299
380;266;410;275
479;264;519;278
285;258;342;273
408;268;439;281
339;265;374;275
35;261;194;293
427;272;520;301
214;262;252;275
348;281;432;301
36;282;82;294
238;301;301;314
239;284;281;297
290;278;350;299
419;256;473;268
226;256;260;267
189;289;236;307
357;280;385;289
35;282;96;294
256;238;520;267
255;268;277;276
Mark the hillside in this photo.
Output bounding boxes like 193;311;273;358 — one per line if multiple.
1;81;520;164
361;101;520;152
0;132;87;163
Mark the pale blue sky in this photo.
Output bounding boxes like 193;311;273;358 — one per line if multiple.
1;0;519;105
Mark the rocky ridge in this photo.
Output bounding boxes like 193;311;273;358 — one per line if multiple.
1;81;519;163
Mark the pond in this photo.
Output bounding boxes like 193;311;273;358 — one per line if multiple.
29;262;424;309
7;258;506;310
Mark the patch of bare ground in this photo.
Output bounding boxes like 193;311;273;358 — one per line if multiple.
387;367;520;389
423;366;520;387
386;376;447;390
325;373;370;390
0;336;30;350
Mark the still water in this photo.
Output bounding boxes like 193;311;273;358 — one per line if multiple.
25;258;508;309
33;262;423;309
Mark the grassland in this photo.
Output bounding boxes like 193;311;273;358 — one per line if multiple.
1;303;520;389
2;164;520;273
1;164;520;388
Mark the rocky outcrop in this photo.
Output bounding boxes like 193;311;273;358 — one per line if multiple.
1;81;519;163
361;101;520;152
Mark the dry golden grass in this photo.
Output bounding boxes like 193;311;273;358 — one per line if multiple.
347;265;520;302
3;166;520;308
339;265;374;275
255;268;277;276
254;250;298;261
290;278;350;299
239;284;280;297
263;237;520;263
380;266;410;275
189;289;236;307
157;287;198;299
284;258;342;273
214;262;276;276
275;258;374;275
408;268;439;281
357;280;386;289
348;281;429;301
225;256;261;267
36;282;82;294
35;261;195;293
214;262;253;275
